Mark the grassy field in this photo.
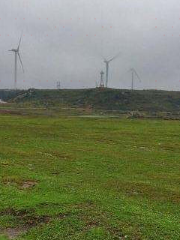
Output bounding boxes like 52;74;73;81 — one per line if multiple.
0;113;180;239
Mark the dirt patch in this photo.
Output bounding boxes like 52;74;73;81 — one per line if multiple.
20;180;37;189
2;178;37;190
0;209;51;239
0;227;28;239
0;109;23;115
0;209;50;226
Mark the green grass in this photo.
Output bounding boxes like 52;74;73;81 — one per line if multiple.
2;88;180;112
0;114;180;239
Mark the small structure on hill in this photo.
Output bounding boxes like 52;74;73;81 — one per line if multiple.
57;81;61;89
99;71;105;88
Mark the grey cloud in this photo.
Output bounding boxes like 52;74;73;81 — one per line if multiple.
0;0;180;90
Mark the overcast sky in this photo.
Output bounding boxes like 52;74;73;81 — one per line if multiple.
0;0;180;90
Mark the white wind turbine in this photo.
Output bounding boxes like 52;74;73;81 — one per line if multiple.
9;35;24;89
129;68;141;90
103;53;120;88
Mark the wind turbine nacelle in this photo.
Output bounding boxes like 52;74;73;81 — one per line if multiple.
9;49;18;52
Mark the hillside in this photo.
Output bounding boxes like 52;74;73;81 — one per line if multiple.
1;88;180;112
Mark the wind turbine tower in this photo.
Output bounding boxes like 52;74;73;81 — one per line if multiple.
103;53;120;88
9;36;24;89
129;68;141;91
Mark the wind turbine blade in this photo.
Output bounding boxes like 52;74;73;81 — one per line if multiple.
108;52;121;62
18;52;24;72
133;69;141;82
17;33;23;50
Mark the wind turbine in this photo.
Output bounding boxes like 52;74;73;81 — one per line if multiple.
9;35;24;89
103;53;120;88
129;68;141;91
